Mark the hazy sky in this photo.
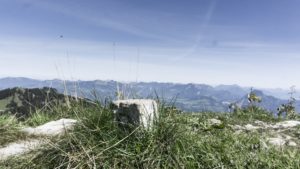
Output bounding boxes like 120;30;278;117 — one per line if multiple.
0;0;300;88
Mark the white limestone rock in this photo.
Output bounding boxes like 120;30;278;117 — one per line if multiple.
232;120;300;132
0;139;43;161
244;124;260;131
232;125;244;130
208;119;222;126
112;99;158;129
267;134;297;147
21;119;77;136
0;118;77;161
288;141;297;147
254;120;270;128
272;120;300;129
267;137;286;146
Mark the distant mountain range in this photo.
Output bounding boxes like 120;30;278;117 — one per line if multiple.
0;77;298;113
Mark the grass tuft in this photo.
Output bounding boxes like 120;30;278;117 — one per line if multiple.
0;115;26;146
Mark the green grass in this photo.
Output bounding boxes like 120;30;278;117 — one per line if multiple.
1;103;300;168
0;115;26;146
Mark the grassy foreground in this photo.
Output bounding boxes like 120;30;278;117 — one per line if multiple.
1;102;300;169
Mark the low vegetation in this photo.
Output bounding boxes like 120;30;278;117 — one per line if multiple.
1;96;300;169
0;88;299;168
0;115;26;146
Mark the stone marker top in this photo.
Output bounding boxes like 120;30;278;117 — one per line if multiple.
113;99;157;105
112;99;158;109
112;99;158;129
113;99;158;114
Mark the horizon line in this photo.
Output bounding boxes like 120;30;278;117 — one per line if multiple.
0;76;290;90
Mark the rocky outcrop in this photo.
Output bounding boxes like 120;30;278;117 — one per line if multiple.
267;136;297;147
208;118;222;126
0;139;42;160
232;120;300;131
231;120;300;148
0;118;77;161
272;121;300;129
21;119;77;136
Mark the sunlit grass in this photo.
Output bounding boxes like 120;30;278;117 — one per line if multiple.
2;101;300;168
0;115;26;146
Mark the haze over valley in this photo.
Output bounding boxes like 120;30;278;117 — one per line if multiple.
0;77;298;113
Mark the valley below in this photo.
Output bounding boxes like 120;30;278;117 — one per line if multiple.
0;77;298;113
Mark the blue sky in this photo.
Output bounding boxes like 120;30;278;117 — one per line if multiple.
0;0;300;88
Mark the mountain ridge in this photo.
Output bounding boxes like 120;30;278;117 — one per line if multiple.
0;77;297;113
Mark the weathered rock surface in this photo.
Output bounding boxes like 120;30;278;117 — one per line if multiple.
267;137;286;146
288;141;297;146
21;119;77;136
231;120;300;148
0;139;43;160
272;120;300;129
232;120;300;131
244;124;260;131
0;118;77;161
267;135;297;147
208;119;222;126
112;99;158;129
